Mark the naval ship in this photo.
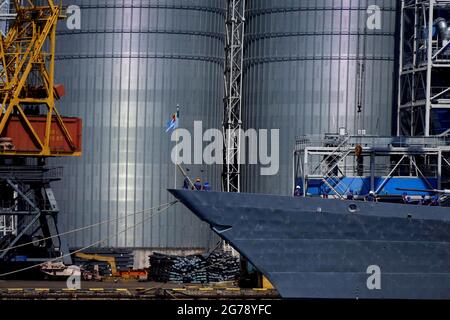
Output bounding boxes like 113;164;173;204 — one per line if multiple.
169;189;450;299
169;135;450;299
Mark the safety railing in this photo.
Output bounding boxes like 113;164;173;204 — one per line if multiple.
295;135;450;152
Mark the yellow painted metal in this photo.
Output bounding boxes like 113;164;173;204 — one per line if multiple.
262;276;274;289
74;252;118;275
0;0;79;157
199;287;214;291
0;151;81;157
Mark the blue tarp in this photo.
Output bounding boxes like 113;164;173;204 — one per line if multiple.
298;177;438;196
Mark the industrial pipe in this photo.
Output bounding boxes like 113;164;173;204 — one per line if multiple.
434;18;450;43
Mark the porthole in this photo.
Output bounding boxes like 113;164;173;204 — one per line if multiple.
348;204;358;213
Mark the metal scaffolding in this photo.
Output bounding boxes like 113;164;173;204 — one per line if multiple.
294;134;450;198
0;0;15;29
222;0;245;193
398;0;450;136
0;215;16;237
0;162;71;264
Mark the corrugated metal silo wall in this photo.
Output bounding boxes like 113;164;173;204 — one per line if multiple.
242;0;399;195
52;0;224;250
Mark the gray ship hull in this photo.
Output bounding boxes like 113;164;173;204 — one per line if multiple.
169;189;450;299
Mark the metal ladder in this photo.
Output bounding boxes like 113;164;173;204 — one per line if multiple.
319;137;352;199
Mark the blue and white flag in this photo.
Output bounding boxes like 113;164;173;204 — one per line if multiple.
165;108;179;133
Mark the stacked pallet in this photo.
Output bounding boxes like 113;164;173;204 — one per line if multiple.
206;251;240;282
148;251;239;283
149;253;207;283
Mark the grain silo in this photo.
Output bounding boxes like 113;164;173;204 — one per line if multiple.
242;0;399;195
52;0;224;255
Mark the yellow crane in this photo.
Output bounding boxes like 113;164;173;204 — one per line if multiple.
0;0;81;157
0;1;81;265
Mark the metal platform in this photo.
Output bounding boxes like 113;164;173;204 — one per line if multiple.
293;134;450;198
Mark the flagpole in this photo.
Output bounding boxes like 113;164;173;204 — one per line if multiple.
175;127;178;188
174;104;180;188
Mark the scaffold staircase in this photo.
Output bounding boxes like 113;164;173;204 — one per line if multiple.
318;136;352;199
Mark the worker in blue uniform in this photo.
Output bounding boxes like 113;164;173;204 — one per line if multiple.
194;178;202;191
402;192;408;204
430;195;440;206
294;185;302;197
346;190;354;200
365;191;376;202
203;182;211;191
